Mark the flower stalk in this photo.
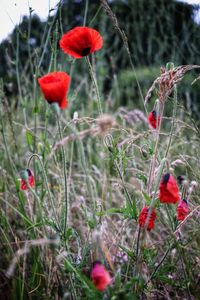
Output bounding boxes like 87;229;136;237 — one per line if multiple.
86;56;103;115
56;108;69;234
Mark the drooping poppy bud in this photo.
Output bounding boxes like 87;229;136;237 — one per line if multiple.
159;173;180;204
90;261;112;292
20;169;35;190
38;72;71;109
177;199;189;221
59;26;103;59
138;206;156;231
148;110;160;129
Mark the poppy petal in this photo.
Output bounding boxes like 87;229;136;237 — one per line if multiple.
138;206;156;231
177;199;189;221
90;262;112;292
148;110;160;129
20;169;35;191
59;26;103;59
60;97;68;109
38;72;70;109
159;173;180;203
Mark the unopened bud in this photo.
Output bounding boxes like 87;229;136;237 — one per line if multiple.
20;169;29;181
166;62;174;70
51;102;60;115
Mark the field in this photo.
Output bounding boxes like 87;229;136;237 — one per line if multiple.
1;1;200;299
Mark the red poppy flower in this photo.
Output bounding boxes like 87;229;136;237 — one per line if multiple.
59;26;103;59
148;110;160;129
177;199;189;221
138;206;156;231
20;169;35;190
90;262;112;292
159;173;180;204
38;72;71;109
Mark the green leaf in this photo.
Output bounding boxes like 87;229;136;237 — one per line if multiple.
26;130;33;147
119;245;136;260
136;173;147;184
65;227;73;240
88;219;96;229
148;147;154;155
142;191;151;205
106;207;134;218
33;106;40;114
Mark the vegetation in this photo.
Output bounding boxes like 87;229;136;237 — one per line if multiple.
0;0;200;299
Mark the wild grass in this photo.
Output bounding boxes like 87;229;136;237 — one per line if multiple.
1;1;200;299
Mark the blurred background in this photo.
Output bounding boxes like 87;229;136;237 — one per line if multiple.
0;0;200;119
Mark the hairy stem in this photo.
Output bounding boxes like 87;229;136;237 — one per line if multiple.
147;100;165;195
57;115;68;234
86;56;103;115
165;84;178;158
27;153;62;232
145;244;172;286
133;226;141;276
114;161;136;219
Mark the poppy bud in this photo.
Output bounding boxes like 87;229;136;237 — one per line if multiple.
140;146;148;159
177;199;189;221
148;110;160;129
20;169;29;181
20;169;35;191
159;173;180;204
90;261;112;292
138;206;156;231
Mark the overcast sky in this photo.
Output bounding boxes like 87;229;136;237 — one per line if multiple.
0;0;199;42
0;0;60;41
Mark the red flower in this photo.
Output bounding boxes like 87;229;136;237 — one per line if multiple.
38;72;71;109
90;262;112;292
138;206;156;231
20;169;35;190
177;199;189;221
159;173;180;204
59;26;103;59
148;110;160;129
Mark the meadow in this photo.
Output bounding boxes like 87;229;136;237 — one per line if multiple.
1;0;200;299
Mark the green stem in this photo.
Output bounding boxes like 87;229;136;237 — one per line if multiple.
145;158;166;227
86;56;103;115
133;226;141;276
0;105;17;180
15;31;23;105
57;115;68;233
0;197;33;227
32;65;39;214
83;0;89;26
114;161;136;219
26;184;46;229
165;84;178;158
177;244;192;300
145;244;172;286
147;101;165;195
67;123;97;225
42;110;49;161
27;154;62;232
166;204;174;230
